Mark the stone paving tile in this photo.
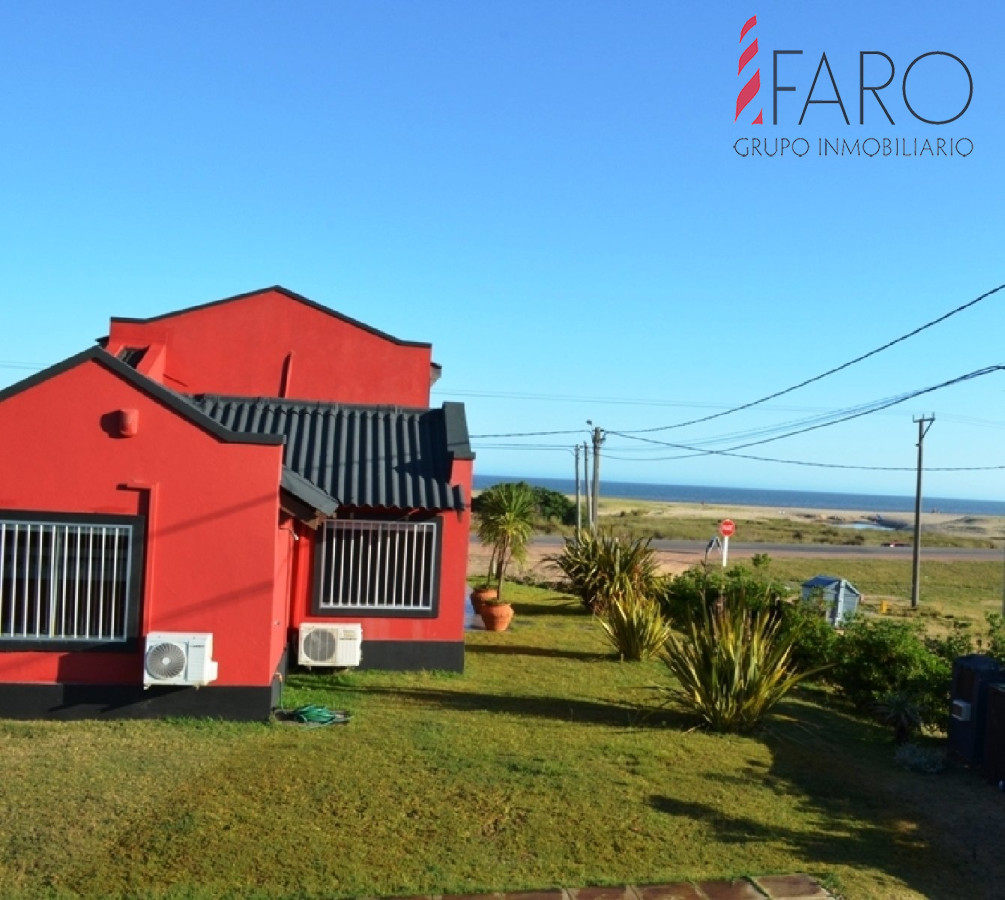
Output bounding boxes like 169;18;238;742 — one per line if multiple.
751;875;832;900
568;888;638;900
383;875;837;900
501;893;568;900
696;880;765;900
635;884;707;900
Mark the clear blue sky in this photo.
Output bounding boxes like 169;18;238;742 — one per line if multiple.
2;2;1003;500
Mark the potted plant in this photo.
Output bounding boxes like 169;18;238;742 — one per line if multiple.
469;576;498;614
479;594;515;632
474;482;535;631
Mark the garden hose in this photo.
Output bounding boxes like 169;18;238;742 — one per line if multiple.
291;704;351;727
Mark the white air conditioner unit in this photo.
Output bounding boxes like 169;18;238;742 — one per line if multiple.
298;623;362;668
951;699;973;722
144;632;219;687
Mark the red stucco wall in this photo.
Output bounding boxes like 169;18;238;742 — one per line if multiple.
106;288;434;406
0;358;287;688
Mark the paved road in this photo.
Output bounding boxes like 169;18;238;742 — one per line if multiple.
516;534;1003;562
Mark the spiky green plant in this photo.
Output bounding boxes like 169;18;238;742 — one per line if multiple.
549;530;662;613
475;481;536;602
874;690;923;744
662;599;817;733
598;589;673;661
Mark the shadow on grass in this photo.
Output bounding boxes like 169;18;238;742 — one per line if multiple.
345;683;692;730
647;699;994;900
466;644;606;662
509;598;586;617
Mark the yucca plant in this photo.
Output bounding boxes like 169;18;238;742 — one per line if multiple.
598;588;673;661
550;530;662;613
662;598;816;733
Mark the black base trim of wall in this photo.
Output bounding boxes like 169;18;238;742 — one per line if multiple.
0;682;278;722
357;640;464;672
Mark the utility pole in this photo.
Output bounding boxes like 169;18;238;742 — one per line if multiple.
582;440;592;531
574;444;582;535
910;415;935;609
587;421;605;533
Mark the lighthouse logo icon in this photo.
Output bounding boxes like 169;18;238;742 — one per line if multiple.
735;16;763;124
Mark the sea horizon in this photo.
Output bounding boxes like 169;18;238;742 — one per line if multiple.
473;474;1005;518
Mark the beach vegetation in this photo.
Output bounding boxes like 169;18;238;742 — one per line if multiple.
597;587;673;661
658;562;790;627
828;617;950;730
549;530;663;614
661;596;820;733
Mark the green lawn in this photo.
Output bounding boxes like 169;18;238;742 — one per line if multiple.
3;582;1004;900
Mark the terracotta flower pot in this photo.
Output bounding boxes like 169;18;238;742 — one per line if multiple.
470;586;497;614
479;602;514;632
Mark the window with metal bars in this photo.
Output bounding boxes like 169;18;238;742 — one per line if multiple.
0;512;143;647
314;518;440;616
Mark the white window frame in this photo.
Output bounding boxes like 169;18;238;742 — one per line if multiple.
315;518;440;616
0;512;142;647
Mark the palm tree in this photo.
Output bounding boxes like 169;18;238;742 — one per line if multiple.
476;482;536;602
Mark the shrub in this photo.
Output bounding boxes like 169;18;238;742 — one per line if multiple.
549;530;662;614
530;485;575;523
778;596;840;675
658;563;789;628
661;598;816;733
985;613;1005;665
830;618;949;730
925;622;975;664
874;690;923;744
473;482;576;527
598;589;673;661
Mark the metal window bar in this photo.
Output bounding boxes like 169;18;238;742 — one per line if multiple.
0;519;132;642
319;520;436;611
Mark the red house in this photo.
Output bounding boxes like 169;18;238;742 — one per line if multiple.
0;287;474;720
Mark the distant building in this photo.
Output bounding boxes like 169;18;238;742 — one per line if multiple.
800;575;861;626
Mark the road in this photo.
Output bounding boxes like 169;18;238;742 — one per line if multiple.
513;535;1003;563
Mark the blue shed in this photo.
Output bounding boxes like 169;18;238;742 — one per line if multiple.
801;575;861;627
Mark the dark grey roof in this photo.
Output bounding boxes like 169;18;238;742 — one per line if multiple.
191;395;471;512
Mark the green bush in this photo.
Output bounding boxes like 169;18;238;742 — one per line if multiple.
473;481;576;527
598;589;673;661
549;530;663;614
661;598;815;733
985;612;1005;665
658;563;789;627
778;596;840;675
830;618;950;730
925;621;975;664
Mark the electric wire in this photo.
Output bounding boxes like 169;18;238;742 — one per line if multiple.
615;281;1005;435
608;365;1003;453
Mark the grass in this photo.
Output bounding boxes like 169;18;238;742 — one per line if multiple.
758;558;1005;636
2;582;1005;899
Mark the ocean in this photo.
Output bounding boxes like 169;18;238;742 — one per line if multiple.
472;474;1005;517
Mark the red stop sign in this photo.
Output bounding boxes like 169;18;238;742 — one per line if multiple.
719;519;736;537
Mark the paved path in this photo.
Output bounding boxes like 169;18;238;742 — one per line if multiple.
386;875;837;900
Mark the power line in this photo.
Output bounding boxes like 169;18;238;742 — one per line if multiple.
608;365;1004;454
475;365;1005;472
616;281;1005;435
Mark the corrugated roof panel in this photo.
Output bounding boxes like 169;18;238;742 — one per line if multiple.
190;395;465;512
